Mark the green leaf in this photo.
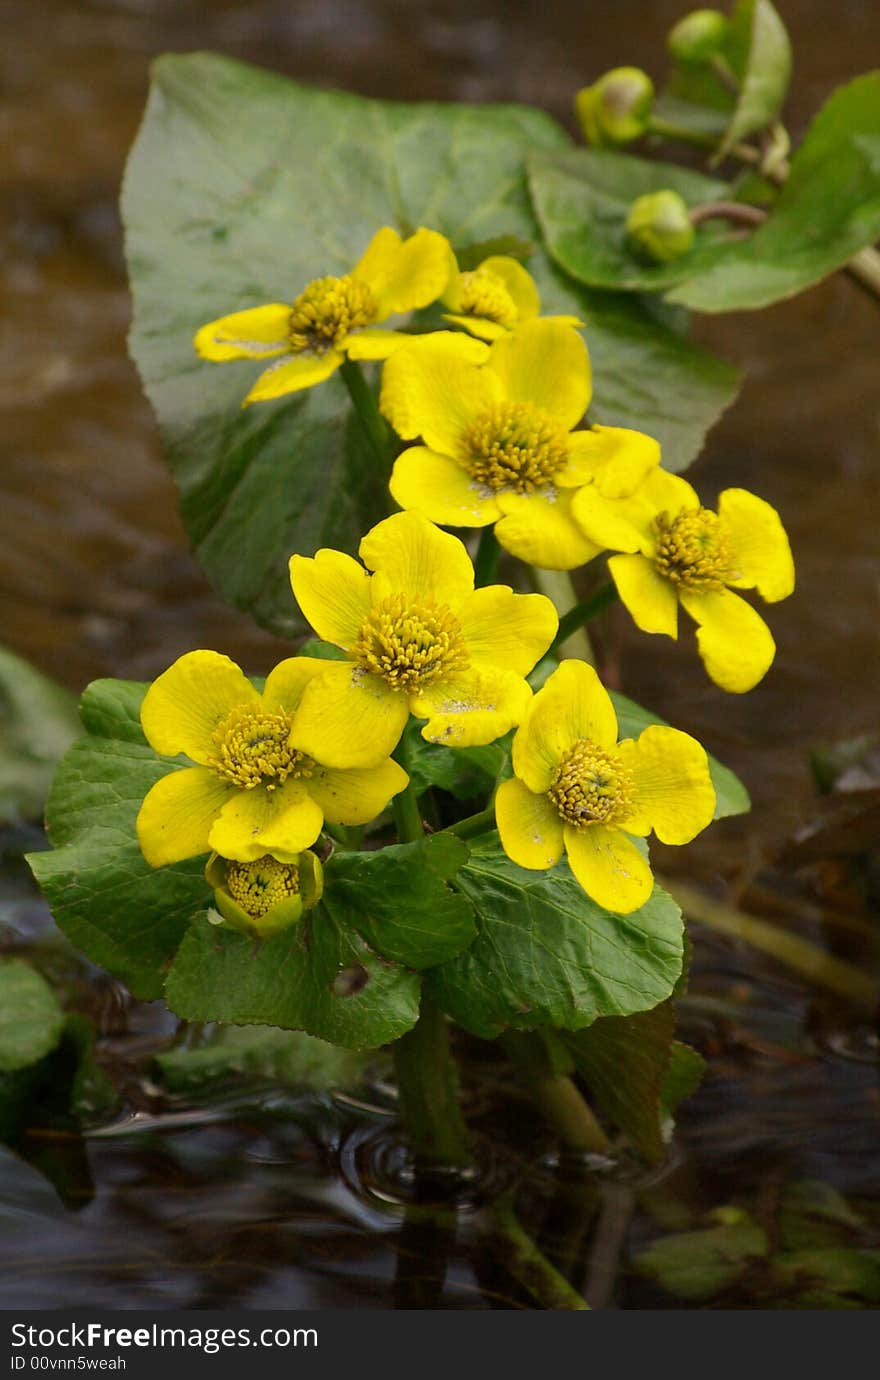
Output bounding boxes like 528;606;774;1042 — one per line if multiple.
164;910;421;1050
635;1213;770;1301
0;647;80;826
528;149;734;292
609;688;750;819
122;53;739;635
715;0;792;163
779;1179;867;1252
771;1248;880;1307
670;74;880;311
427;838;684;1038
28;679;210;1000
322;834;476;970
660;1040;706;1121
0;960;65;1073
397;719;508;800
155;1025;374;1095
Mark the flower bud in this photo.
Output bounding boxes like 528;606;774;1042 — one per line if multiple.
625;190;695;264
667;9;730;64
205;849;324;938
575;67;654;147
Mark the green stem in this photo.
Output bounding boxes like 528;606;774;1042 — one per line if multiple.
846;245;880;304
532;568;593;663
339;357;395;480
392;778;424;845
446;806;496;840
473;526;501;587
482;1196;590;1309
393;994;473;1168
663;876;877;1007
502;1030;611;1155
552;582;618;651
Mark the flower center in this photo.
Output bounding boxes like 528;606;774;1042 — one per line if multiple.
652;507;732;591
547;739;633;828
288;275;377;354
225;855;300;919
208;703;312;790
457;268;519;327
353;593;470;692
462;401;569;493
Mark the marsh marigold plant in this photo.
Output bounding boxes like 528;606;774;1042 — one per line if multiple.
194;226;451;405
289;509;558;767
495;660;716;913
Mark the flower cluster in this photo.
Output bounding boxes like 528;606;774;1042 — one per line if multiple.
134;223;794;923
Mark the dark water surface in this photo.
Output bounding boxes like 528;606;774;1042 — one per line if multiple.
1;0;879;1308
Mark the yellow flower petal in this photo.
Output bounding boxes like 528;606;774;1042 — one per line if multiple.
140;650;258;762
679;587;777;693
572;467;698;554
359;510;474;608
488;319;591;429
307;757;409;826
617;725;716;844
495;776;565;870
412;666;532;749
494;488;601;571
194;305;291;361
389;446;501;527
243;351;342;405
352;226;452;318
379;331;494;454
136;767;234;867
262;656;335;716
208;780;323;863
458;585;557;677
289;548;373;649
342;327;413;360
478;256;541;319
608;553;679;637
563;824;654;914
718;488;795;603
513;660;618;793
290;659;410;769
562;426;661;496
442;312;509;341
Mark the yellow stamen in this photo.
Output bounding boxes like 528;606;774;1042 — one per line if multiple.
462;401;569;493
225;855;300;918
208;703;312;790
547;739;633;828
288;275;377;354
652;507;732;591
354;593;470;692
457;268;519;326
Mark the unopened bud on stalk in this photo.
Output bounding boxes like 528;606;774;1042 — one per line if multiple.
667;9;730;64
625;190;695;263
575;67;654;147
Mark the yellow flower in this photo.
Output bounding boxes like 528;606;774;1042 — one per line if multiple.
495;660;716;913
193;226;451;406
571;469;795;693
136;651;408;867
380;319;661;570
288;510;558;768
440;252;580;341
205;849;323;938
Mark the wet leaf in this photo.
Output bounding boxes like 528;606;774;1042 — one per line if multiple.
164;910;420;1051
610;689;750;819
0;959;65;1073
427;837;684;1038
670;74;880;311
155;1025;374;1094
123;52;739;636
635;1213;770;1301
714;0;792;163
28;680;208;1001
528;149;733;292
0;647;80;826
323;834;476;970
